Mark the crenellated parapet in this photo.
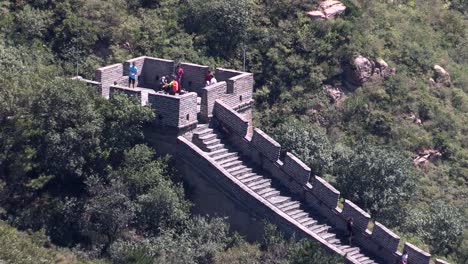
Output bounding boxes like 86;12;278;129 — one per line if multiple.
76;57;254;133
212;100;436;264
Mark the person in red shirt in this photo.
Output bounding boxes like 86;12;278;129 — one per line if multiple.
175;64;184;88
205;70;212;83
163;75;179;95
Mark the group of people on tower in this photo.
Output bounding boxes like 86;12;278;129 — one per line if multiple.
127;62;218;95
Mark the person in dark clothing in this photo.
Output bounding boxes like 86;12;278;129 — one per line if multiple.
346;217;354;245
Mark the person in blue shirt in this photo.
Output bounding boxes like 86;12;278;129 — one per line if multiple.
128;62;138;88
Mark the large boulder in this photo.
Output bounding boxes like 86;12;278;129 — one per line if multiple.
307;0;346;19
413;149;442;166
343;55;395;89
433;65;451;87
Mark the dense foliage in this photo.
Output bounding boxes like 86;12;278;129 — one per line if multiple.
0;0;466;263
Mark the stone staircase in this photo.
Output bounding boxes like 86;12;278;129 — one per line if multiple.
192;124;383;264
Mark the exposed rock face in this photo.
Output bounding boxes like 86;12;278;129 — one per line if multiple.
307;0;346;19
343;55;395;89
413;149;442;166
407;113;422;125
433;65;451;87
324;85;344;104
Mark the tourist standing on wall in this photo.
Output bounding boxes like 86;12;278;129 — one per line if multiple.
175;64;184;88
346;217;354;245
206;72;217;86
400;250;408;264
128;62;138;88
163;75;179;95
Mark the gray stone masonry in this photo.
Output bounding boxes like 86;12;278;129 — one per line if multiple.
139;57;174;89
148;92;198;129
283;152;311;185
213;100;248;137
371;222;400;253
311;176;340;208
211;101;440;263
251;128;281;162
404;242;431;264
180;62;209;94
341;200;371;232
200;72;253;122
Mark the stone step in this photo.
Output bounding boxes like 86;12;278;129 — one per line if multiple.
286;209;303;216
309;224;327;232
277;201;300;209
213;152;238;162
206;143;224;152
326;238;340;245
356;256;370;263
347;249;361;257
230;167;253;177
290;211;309;220
217;156;240;165
204;138;221;146
263;190;281;199
268;196;290;205
237;172;258;181
227;165;248;173
265;195;291;205
208;148;228;158
198;133;217;141
362;259;377;264
247;178;271;188
256;187;277;196
240;175;264;185
300;218;317;226
343;247;359;255
313;225;330;235
222;160;244;170
250;181;271;191
194;128;213;137
321;232;336;241
281;203;301;213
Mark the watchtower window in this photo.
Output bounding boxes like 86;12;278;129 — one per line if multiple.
239;95;243;102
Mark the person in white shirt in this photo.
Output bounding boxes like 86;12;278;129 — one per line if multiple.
206;73;217;86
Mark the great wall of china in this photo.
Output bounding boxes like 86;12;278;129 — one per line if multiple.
77;56;449;264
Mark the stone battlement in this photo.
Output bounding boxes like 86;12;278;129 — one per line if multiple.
75;57;441;264
77;56;254;133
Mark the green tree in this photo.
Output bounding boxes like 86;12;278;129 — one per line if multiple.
333;143;416;225
271;118;333;176
401;201;465;255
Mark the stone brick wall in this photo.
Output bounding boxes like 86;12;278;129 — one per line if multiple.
176;136;355;263
251;128;281;161
200;82;228;121
283;152;311;185
109;86;142;103
310;176;340;208
212;102;440;264
200;73;253;122
215;68;243;82
404;242;431;264
95;63;126;98
213;100;248;137
180;62;209;94
148;92;198;129
140;57;174;89
341;200;371;232
371;222;400;253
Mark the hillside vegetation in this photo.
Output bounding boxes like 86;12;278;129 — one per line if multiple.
0;0;466;263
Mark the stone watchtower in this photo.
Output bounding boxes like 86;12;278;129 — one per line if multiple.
76;57;443;264
80;56;254;137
